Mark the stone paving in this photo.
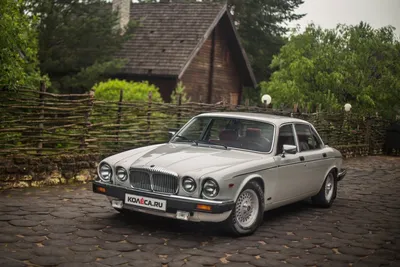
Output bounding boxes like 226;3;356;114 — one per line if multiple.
0;156;399;267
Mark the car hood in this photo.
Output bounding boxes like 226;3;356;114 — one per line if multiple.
103;143;266;178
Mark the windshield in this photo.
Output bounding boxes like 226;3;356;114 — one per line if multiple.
171;116;275;153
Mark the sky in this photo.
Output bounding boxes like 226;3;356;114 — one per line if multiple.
288;0;400;38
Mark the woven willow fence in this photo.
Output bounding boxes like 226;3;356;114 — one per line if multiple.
0;87;392;158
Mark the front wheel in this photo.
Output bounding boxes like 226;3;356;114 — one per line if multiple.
223;180;265;236
311;171;337;208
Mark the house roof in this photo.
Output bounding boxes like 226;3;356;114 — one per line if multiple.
115;2;257;88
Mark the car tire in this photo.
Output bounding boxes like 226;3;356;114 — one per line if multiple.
223;180;265;236
311;171;337;208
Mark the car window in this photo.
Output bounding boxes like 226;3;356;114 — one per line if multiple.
276;124;296;155
174;117;211;142
295;124;322;151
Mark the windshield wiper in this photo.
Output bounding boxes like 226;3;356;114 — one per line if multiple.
195;140;228;149
175;135;198;145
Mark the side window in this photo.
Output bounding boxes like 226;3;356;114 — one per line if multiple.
276;124;296;154
295;124;322;151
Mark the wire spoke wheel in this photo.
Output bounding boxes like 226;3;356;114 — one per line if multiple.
235;189;260;228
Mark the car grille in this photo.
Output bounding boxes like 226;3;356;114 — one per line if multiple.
129;167;179;194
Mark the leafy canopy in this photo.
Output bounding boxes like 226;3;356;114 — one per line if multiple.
25;0;137;94
0;0;42;90
93;79;163;103
261;22;400;118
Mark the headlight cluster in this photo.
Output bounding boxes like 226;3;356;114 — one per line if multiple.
182;177;219;198
202;178;219;198
99;163;112;182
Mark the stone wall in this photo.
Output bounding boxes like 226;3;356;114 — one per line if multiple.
0;154;101;189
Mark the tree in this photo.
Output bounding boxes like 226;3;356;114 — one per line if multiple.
0;0;42;90
261;22;400;118
25;0;137;94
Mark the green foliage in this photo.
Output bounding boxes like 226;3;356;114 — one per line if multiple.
0;0;42;90
262;22;400;118
170;81;191;104
93;79;163;103
25;0;138;94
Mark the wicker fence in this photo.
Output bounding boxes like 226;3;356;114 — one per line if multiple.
0;87;393;157
0;87;394;188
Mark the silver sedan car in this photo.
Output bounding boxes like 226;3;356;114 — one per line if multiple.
93;112;346;236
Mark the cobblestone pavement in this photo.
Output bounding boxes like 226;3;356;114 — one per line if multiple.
1;156;399;267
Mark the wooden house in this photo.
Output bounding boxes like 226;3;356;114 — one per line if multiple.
112;0;257;104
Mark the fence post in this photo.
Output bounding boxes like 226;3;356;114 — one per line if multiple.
147;91;152;145
80;89;94;152
116;89;124;145
176;94;182;129
37;81;46;155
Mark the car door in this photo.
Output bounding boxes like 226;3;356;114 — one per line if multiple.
294;123;329;193
272;123;308;204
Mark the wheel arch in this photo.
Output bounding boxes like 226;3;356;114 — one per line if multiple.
233;174;265;202
318;166;338;189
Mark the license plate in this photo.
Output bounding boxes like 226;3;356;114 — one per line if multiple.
176;211;190;221
124;194;166;211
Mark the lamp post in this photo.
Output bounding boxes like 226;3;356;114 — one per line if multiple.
261;94;272;109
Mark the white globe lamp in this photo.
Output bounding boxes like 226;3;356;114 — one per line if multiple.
344;103;352;112
261;94;272;105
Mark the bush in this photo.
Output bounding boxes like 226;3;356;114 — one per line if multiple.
93;79;163;102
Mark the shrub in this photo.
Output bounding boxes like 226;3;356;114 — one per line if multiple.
170;81;190;104
93;79;163;102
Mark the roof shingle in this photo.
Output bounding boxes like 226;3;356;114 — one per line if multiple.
115;2;226;76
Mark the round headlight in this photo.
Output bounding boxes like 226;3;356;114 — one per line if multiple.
182;177;196;192
202;179;219;198
99;163;112;182
116;167;128;181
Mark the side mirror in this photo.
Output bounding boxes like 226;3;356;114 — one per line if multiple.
282;144;297;156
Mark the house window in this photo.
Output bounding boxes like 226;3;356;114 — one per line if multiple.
230;93;239;105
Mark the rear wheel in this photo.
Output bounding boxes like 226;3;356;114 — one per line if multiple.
311;171;337;208
223;180;265;236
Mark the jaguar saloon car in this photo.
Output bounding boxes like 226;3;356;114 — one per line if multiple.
92;112;346;235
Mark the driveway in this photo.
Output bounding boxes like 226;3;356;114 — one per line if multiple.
0;156;399;267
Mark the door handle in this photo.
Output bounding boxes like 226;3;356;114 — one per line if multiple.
322;153;327;158
299;156;305;161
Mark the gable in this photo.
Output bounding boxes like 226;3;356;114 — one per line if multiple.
115;2;225;77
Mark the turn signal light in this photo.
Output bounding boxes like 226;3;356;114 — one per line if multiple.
196;204;212;211
97;186;106;193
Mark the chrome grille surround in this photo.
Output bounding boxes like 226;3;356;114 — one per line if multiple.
129;166;179;194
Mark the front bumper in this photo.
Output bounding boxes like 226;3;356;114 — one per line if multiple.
92;181;234;222
337;168;347;181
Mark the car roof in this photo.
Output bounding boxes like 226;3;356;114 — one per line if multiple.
195;112;310;126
